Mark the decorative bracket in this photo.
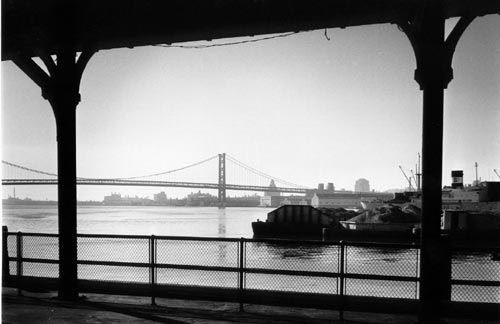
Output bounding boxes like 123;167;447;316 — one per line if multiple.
397;15;475;89
12;48;96;112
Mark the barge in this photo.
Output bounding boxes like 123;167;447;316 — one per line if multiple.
252;205;355;238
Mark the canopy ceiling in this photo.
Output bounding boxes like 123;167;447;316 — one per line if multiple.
2;0;499;60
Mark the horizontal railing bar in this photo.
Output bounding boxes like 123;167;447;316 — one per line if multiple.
8;257;59;264
2;232;427;249
78;260;151;268
451;279;500;287
6;232;58;238
5;234;420;250
345;273;419;282
247;238;340;246
7;258;239;272
9;258;497;286
244;269;418;282
78;234;242;242
155;264;239;272
78;233;152;240
7;232;242;242
4;258;420;283
344;241;420;249
153;236;241;242
245;268;340;278
452;246;500;253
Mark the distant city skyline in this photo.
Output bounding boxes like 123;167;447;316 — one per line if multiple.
2;16;499;201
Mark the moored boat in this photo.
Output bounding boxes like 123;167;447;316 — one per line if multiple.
252;205;355;238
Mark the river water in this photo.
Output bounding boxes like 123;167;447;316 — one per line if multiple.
2;205;267;237
2;205;499;303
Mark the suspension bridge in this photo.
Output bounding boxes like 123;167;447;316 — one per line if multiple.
2;153;309;205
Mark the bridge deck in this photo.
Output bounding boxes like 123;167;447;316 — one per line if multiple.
1;179;307;194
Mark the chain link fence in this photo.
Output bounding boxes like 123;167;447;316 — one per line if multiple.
156;237;239;288
3;230;499;304
245;240;340;294
78;235;150;284
344;243;419;299
451;247;500;303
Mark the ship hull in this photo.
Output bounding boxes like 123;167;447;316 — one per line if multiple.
252;221;327;238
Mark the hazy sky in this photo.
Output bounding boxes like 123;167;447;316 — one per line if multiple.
2;16;499;201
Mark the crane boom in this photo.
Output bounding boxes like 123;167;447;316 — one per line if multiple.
494;169;500;179
399;165;414;191
410;169;418;189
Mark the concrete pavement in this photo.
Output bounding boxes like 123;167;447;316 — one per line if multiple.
2;288;497;324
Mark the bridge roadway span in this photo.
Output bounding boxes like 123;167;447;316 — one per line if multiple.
1;179;307;194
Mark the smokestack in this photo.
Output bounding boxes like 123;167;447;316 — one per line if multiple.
451;170;464;189
327;182;334;192
318;183;325;191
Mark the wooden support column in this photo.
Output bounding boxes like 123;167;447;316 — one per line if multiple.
398;3;474;323
13;47;95;300
51;48;80;300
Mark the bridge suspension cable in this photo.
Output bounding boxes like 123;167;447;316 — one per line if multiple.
225;154;309;189
2;154;309;191
108;154;219;180
2;160;57;177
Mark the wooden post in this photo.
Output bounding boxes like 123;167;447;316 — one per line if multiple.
397;3;474;322
2;226;9;283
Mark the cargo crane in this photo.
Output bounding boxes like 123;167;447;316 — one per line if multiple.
494;169;500;179
399;166;414;191
410;169;418;190
416;153;421;191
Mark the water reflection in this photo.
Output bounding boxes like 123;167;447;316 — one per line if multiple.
217;208;226;237
4;205;498;302
217;209;227;263
255;242;334;260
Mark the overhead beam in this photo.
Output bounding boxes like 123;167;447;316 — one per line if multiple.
2;0;499;60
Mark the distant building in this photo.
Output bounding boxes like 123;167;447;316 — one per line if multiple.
261;180;281;207
316;182;334;193
264;180;280;197
103;193;153;206
280;196;309;206
154;191;168;204
186;191;217;206
103;193;128;205
311;192;362;208
355;178;370;192
260;195;283;207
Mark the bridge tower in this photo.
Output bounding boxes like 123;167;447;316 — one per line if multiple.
218;153;226;208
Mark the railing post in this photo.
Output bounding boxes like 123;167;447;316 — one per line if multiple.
16;232;23;296
415;247;420;300
239;237;245;312
150;235;156;305
339;240;345;320
2;226;9;284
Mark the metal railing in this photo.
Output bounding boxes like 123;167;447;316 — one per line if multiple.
3;230;500;314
